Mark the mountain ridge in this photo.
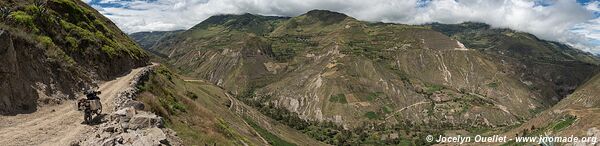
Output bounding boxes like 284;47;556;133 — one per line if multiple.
129;9;600;145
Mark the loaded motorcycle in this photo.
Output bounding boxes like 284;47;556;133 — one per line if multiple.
77;90;102;123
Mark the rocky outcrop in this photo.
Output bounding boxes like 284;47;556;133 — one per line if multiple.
0;0;149;115
77;66;182;146
0;29;36;114
0;29;93;115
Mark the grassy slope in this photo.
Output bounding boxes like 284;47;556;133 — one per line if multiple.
2;0;146;57
0;0;149;114
136;66;325;146
242;116;296;146
0;0;148;79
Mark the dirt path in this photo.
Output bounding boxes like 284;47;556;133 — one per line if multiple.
224;93;270;145
183;79;205;82
0;67;147;146
384;101;430;120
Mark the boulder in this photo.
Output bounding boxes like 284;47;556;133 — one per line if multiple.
114;107;137;123
128;112;164;130
103;126;116;133
124;100;145;110
101;138;116;146
131;128;167;146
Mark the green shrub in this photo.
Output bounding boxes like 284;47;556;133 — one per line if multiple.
363;92;383;101
51;0;91;22
553;116;576;131
185;91;199;100
61;20;95;43
487;82;499;88
77;21;93;30
171;101;187;112
425;84;444;94
43;39;76;66
24;5;40;13
37;35;53;46
382;106;392;114
364;111;379;120
243;116;296;146
65;36;78;48
215;118;235;138
59;20;74;29
72;26;95;42
93;19;112;34
101;45;117;56
24;4;46;16
9;11;37;31
272;47;296;61
95;31;118;47
329;94;347;104
10;11;33;23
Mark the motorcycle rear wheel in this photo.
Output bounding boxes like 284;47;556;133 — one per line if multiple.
84;112;92;124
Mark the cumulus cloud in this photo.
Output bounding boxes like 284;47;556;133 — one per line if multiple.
86;0;600;54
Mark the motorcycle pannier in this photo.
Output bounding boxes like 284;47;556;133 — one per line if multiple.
89;100;101;111
76;101;84;111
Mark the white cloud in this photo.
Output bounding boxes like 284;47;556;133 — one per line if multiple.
586;1;600;11
86;0;600;54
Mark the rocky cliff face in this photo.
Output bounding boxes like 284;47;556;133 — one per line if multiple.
0;30;39;114
0;0;149;115
0;29;91;114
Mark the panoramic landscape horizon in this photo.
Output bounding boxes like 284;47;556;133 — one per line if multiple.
1;0;600;145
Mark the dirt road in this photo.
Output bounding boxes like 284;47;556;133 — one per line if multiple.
0;67;147;146
384;101;430;120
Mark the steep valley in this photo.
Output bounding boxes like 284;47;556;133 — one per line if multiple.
496;71;600;145
134;66;325;145
132;10;600;145
0;0;598;145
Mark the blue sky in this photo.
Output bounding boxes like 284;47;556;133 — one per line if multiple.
84;0;600;54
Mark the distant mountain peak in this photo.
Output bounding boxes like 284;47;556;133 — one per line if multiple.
305;9;347;17
191;13;287;30
303;9;348;24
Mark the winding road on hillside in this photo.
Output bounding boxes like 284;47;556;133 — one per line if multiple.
384;101;431;120
0;66;148;146
183;79;270;145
